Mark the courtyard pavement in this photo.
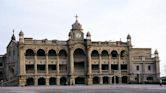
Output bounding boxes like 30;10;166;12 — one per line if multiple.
0;84;166;93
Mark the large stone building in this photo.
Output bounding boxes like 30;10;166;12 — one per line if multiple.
1;18;160;86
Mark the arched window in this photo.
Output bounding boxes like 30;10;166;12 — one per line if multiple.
48;49;57;56
120;50;127;57
37;49;45;56
25;49;35;56
111;50;118;58
101;50;109;59
91;50;99;59
59;49;67;58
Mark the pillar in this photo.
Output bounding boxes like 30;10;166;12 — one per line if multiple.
87;47;92;85
69;47;74;85
46;77;49;86
57;54;60;75
99;76;103;84
34;77;38;86
109;54;112;74
34;53;37;74
46;53;48;74
99;53;102;74
109;76;112;84
56;76;60;85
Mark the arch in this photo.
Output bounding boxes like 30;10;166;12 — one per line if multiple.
38;77;46;85
48;49;57;56
101;50;109;59
59;49;67;58
122;76;128;84
103;76;109;84
93;77;99;84
26;78;34;86
25;49;35;56
37;49;45;56
75;77;85;84
74;48;85;62
49;77;56;85
120;50;127;57
60;77;67;85
91;50;99;58
111;50;118;58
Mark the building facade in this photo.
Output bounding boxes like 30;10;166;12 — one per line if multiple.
2;18;160;86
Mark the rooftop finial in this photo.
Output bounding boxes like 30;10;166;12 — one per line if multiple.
75;14;78;21
13;29;14;34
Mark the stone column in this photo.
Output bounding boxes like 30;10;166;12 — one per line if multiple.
46;77;49;86
109;54;112;74
87;47;92;85
99;53;102;74
57;55;60;75
69;47;74;85
109;76;112;84
19;45;25;74
142;57;145;83
46;53;48;74
34;77;38;86
34;53;38;74
118;54;121;74
119;76;122;84
99;76;103;84
56;76;60;85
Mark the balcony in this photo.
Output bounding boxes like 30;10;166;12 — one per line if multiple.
102;70;109;74
59;70;67;75
92;70;99;74
37;70;46;73
26;70;34;74
49;70;57;74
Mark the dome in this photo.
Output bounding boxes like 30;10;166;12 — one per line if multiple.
154;49;158;54
86;31;91;37
19;30;24;36
72;19;82;30
127;34;131;39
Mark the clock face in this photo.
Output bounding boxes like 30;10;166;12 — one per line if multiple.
76;33;81;38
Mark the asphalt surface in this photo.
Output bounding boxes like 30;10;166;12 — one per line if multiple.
0;84;166;93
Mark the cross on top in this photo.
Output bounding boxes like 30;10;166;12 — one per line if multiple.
75;14;78;20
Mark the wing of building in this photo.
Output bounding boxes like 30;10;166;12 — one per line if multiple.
0;18;160;86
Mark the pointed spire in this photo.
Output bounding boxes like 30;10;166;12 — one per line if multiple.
11;29;16;40
127;34;131;39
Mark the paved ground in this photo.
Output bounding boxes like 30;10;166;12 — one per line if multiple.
0;84;166;93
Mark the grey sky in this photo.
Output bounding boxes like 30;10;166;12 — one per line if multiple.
0;0;166;76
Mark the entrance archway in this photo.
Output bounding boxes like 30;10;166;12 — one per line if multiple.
49;77;56;85
75;77;85;84
74;48;86;75
38;77;46;85
103;76;109;84
26;78;34;86
122;76;128;84
93;77;99;84
60;77;67;85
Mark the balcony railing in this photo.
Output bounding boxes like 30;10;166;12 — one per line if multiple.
102;70;109;74
92;70;99;74
37;70;46;73
59;70;67;75
26;70;34;74
49;70;57;73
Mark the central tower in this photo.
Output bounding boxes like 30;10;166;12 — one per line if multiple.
68;15;84;41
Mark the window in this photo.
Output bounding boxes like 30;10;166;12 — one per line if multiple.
148;65;151;71
136;65;139;71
